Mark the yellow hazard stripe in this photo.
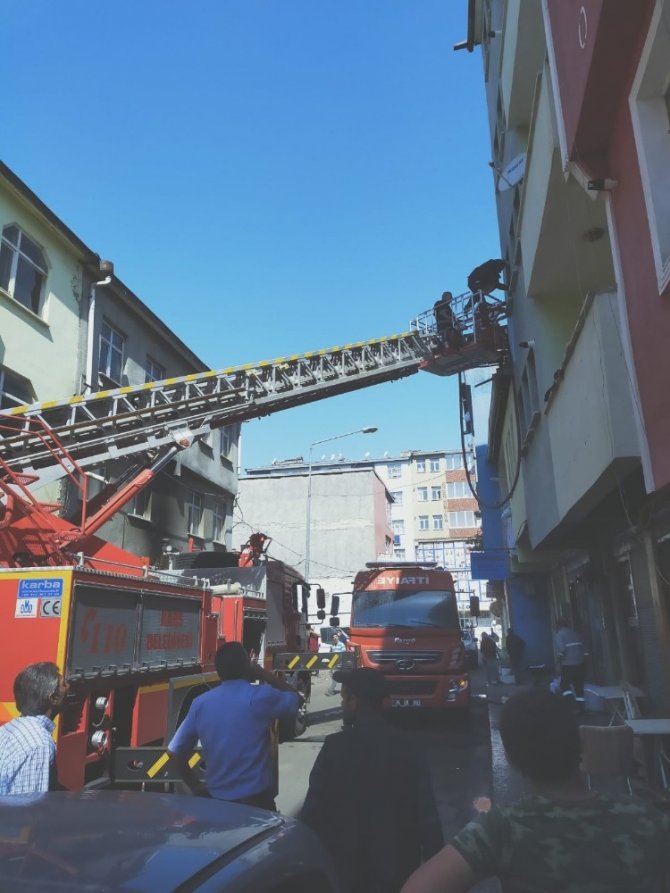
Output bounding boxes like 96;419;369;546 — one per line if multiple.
188;752;201;769
306;655;320;669
146;752;171;778
328;655;339;668
287;656;301;669
3;332;418;418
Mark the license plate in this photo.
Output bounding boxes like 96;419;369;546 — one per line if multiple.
391;698;422;707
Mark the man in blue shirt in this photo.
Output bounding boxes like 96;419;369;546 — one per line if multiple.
0;661;69;796
168;642;299;810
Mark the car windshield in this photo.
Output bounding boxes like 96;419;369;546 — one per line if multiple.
351;589;459;629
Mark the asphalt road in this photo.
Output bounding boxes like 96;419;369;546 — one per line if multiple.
277;668;494;841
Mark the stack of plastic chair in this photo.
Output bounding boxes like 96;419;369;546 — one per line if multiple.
579;724;634;796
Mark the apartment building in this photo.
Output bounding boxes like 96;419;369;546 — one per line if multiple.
0;162;238;563
461;0;670;708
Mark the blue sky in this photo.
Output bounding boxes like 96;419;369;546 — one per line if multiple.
3;1;498;468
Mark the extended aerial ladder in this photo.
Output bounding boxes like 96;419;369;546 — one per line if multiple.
0;302;506;566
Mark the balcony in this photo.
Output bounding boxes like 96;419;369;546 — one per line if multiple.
530;290;640;546
519;67;614;301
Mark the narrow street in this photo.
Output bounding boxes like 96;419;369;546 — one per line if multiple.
277;667;494;841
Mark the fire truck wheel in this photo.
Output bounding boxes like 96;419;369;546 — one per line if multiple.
278;680;308;742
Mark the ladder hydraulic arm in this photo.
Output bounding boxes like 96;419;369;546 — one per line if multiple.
0;331;434;490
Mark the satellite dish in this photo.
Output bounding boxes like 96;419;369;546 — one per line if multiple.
364;451;371;459
497;152;526;191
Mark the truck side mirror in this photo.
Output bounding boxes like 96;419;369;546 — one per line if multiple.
317;609;326;621
301;585;309;616
330;616;340;627
330;595;340;616
316;587;326;609
469;595;480;617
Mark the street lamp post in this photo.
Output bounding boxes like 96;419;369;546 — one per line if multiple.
304;426;378;583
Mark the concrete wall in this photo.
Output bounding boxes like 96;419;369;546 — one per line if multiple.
233;469;390;593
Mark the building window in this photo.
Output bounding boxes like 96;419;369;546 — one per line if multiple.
448;510;476;528
429;458;440;473
432;514;444;530
129;487;151;520
186;490;203;535
388;462;402;479
445;454;464;470
630;8;670;292
219;426;234;457
417;487;428;502
0;366;34;410
99;320;125;385
392;519;404;546
394;548;406;560
447;481;470;499
431;486;442;501
390;490;403;505
0;225;48;316
213;501;226;542
418;515;429;530
416;459;426;473
145;356;164;383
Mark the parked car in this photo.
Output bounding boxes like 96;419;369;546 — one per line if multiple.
462;629;479;668
0;790;341;893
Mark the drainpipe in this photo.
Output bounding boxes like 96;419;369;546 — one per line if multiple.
85;259;114;394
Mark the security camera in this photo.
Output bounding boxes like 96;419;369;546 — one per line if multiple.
587;178;618;192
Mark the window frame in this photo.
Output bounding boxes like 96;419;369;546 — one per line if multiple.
0;224;48;316
98;319;126;385
429;458;440;473
0;366;34;410
432;514;444;530
145;356;165;384
629;2;670;294
418;514;429;531
416;459;426;473
129;486;152;521
186;489;203;536
431;485;442;501
387;462;402;479
390;490;403;506
212;501;226;543
417;486;428;502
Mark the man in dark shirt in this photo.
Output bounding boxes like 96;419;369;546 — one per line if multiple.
301;668;443;893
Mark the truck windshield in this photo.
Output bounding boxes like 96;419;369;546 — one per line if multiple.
351;589;459;630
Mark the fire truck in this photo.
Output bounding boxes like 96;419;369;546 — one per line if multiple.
348;561;470;710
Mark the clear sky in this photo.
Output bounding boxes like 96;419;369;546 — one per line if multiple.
3;1;499;468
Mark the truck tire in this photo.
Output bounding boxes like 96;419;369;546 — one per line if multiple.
278;679;309;742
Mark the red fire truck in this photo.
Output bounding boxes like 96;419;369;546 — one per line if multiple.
349;562;469;710
0;330;438;789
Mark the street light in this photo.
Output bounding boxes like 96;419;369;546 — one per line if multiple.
304;426;378;582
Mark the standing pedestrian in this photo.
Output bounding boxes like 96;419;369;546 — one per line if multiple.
480;632;500;685
301;668;443;893
168;641;299;810
325;632;346;696
401;690;670;893
555;617;586;710
434;292;463;350
0;662;69;796
505;628;526;685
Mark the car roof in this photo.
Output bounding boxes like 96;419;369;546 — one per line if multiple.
0;790;306;892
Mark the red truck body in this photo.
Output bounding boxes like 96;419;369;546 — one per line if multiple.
349;563;469;710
